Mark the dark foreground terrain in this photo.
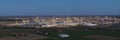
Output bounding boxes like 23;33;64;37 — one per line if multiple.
0;27;120;40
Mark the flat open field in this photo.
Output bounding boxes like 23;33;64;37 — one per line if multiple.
84;35;120;40
40;28;120;40
0;28;48;40
0;34;48;40
0;28;120;40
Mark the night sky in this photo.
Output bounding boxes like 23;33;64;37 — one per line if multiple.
0;0;120;16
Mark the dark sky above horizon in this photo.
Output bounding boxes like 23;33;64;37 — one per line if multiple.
0;0;120;16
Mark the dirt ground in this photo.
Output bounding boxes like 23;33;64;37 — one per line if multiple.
84;35;120;40
0;34;48;40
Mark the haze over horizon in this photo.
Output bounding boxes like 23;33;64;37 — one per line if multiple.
0;0;120;16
